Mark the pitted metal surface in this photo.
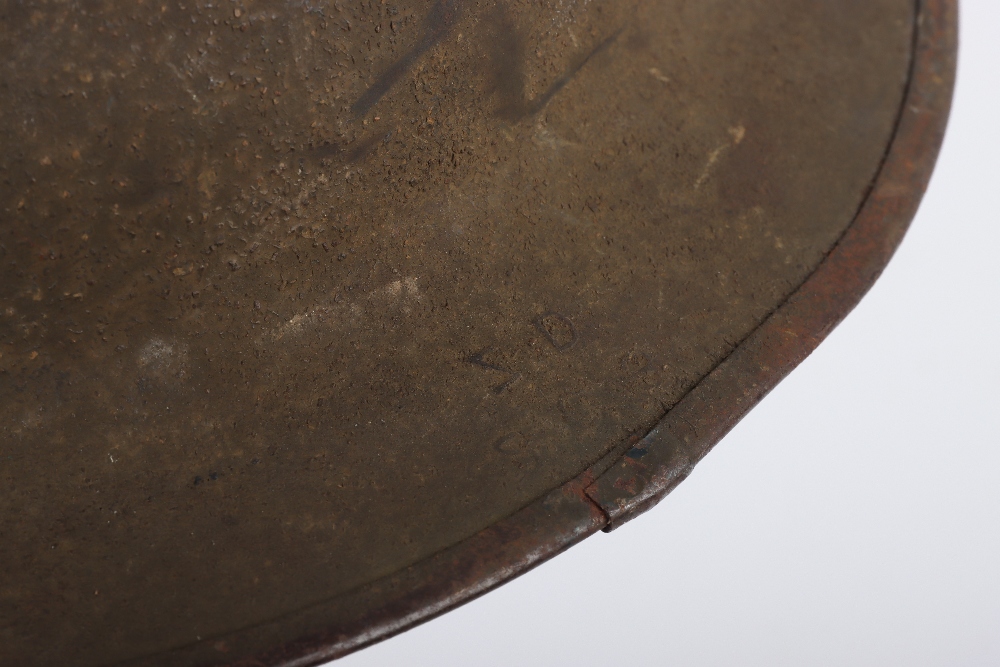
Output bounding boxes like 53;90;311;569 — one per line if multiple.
0;1;921;664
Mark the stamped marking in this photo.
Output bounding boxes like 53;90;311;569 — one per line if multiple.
621;349;650;374
535;312;577;350
492;432;537;470
467;348;521;394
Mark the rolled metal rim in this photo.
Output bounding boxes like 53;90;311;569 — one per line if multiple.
133;1;958;665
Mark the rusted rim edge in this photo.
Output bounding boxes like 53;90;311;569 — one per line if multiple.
114;1;956;664
116;471;608;667
584;0;957;529
215;474;607;667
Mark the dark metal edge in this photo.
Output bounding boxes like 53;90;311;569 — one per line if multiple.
115;472;605;667
110;1;956;663
584;0;958;530
231;474;606;667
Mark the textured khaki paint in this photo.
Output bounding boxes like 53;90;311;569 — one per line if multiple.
0;1;922;664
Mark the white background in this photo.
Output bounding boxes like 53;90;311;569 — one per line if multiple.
337;3;1000;665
